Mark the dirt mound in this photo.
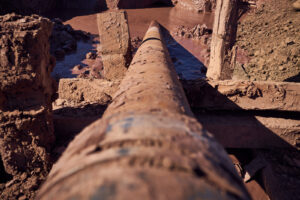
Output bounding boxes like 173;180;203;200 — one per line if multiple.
174;0;216;12
0;13;56;199
234;0;300;82
173;24;212;40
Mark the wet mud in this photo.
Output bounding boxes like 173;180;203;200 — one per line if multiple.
3;1;299;199
52;7;214;80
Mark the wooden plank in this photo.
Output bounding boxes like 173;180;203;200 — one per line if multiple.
52;110;300;150
195;111;300;149
183;79;300;112
207;0;238;80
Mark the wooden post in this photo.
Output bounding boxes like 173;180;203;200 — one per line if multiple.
97;11;132;80
183;79;300;112
207;0;238;80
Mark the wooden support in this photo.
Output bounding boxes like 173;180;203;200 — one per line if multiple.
195;112;300;149
207;0;238;80
97;11;132;80
53;78;300;149
183;79;300;112
57;78;300;112
52;109;300;150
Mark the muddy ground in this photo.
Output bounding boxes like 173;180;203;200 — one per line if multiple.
234;0;300;82
50;7;213;80
1;0;300;199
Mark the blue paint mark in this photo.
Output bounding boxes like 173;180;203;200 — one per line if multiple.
105;124;112;134
122;117;134;134
90;184;116;200
118;148;130;156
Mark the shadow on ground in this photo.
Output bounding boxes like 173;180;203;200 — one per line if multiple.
51;23;300;199
160;25;207;80
284;72;300;82
183;80;300;199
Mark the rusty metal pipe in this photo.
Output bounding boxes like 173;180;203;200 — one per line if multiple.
37;21;250;200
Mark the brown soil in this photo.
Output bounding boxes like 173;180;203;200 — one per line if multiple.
229;148;300;200
234;0;300;82
0;14;56;200
172;24;212;66
1;1;300;199
51;78;119;160
50;7;213;80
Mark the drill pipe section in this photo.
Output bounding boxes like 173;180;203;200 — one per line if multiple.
37;21;250;200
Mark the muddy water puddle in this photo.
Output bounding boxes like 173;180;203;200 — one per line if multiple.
125;7;213;37
53;7;213;80
52;41;98;78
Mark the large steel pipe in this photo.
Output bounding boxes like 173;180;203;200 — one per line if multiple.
37;21;250;200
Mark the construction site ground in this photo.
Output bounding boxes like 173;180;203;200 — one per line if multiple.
1;0;300;199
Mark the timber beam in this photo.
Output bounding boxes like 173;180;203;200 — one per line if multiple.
183;79;300;112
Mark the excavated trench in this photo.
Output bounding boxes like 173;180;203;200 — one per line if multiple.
47;2;300;200
46;3;269;200
1;0;300;199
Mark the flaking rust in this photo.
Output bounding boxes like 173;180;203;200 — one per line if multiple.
37;21;250;200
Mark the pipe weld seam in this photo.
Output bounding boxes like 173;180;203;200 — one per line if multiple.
141;37;161;45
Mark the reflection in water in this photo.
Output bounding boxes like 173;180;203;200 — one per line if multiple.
126;7;213;37
52;7;213;80
126;7;212;80
162;28;206;80
166;38;206;80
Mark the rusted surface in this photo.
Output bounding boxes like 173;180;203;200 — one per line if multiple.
38;21;250;200
53;78;300;149
97;11;132;80
52;78;300;149
184;79;300;112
